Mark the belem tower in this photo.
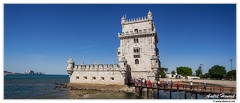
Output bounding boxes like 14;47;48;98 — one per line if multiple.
67;11;160;85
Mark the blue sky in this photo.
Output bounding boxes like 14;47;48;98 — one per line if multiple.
4;4;236;74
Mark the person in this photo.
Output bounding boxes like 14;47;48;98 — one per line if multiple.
154;80;157;87
142;78;145;86
157;80;160;87
158;80;162;87
145;79;147;87
135;79;137;86
170;80;173;88
203;81;207;90
190;81;193;90
177;81;180;90
147;79;150;87
166;79;168;88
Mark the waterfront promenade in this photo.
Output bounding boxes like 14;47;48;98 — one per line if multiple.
66;79;236;99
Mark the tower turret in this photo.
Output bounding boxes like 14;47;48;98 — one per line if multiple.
119;54;128;84
67;56;75;76
121;15;126;24
121;15;126;28
119;55;127;70
148;10;153;20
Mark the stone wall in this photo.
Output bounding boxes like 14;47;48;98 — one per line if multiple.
70;65;125;85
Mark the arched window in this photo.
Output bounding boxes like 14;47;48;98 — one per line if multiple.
134;29;138;33
135;59;139;64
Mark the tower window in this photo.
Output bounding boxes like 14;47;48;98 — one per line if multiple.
111;77;114;81
133;48;140;53
130;31;133;34
101;77;105;81
84;76;87;80
118;52;121;55
92;77;96;80
134;38;138;43
134;29;138;33
76;76;79;80
143;29;147;32
133;55;140;58
135;59;139;64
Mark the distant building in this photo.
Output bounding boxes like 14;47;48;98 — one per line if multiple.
25;70;44;75
187;76;200;79
166;73;177;79
4;71;13;75
25;70;34;75
67;11;161;85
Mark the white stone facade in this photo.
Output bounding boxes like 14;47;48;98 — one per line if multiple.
67;11;160;85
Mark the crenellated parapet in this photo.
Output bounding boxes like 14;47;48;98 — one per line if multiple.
73;64;122;71
121;10;152;24
125;16;149;24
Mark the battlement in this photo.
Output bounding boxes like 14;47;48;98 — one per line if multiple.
124;16;149;24
73;64;122;71
122;10;152;25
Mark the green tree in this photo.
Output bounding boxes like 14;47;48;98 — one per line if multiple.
176;66;192;77
171;70;176;75
195;66;203;76
226;70;236;80
208;65;226;79
160;67;168;78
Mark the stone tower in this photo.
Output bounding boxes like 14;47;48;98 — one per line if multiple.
117;11;160;81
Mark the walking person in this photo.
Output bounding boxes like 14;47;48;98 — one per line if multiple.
142;78;145;86
135;79;138;86
177;81;180;90
145;79;147;87
149;79;152;87
190;81;193;90
157;80;160;87
166;79;168;88
203;81;207;90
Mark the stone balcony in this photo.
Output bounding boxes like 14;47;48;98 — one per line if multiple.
118;31;156;39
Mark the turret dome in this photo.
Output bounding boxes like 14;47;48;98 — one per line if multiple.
68;57;75;64
148;10;152;15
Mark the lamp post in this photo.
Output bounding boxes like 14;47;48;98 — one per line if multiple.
200;64;204;74
230;59;233;80
230;59;233;71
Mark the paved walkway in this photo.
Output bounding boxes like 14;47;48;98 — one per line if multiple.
159;78;236;87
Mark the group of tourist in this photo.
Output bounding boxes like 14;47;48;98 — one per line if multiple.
133;78;207;90
134;78;153;87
